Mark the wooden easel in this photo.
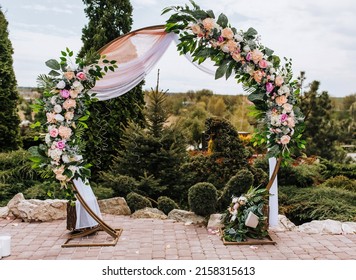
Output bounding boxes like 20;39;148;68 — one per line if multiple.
62;182;122;247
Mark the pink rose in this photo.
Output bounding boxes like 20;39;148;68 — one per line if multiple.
56;140;66;150
62;99;76;110
58;125;72;139
60;89;70;99
221;27;234;40
280;135;291;145
253;70;264;83
246;52;252;61
76;72;87;81
50;128;59;138
218;36;224;43
266;82;274;93
276;95;287;106
258;59;268;68
202;18;215;31
280;113;288;123
275;76;284;87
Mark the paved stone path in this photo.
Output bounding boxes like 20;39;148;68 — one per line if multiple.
1;214;355;260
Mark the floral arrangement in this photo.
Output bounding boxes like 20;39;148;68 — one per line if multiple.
163;1;305;159
29;48;117;192
223;186;269;242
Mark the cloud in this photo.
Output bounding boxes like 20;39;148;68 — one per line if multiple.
21;4;73;14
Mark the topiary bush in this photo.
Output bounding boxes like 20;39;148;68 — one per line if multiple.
157;196;179;215
188;182;217;216
126;192;152;212
218;168;254;210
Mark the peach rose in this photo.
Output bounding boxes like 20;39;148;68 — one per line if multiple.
275;76;284;87
232;52;243;62
280;135;291;145
64;71;75;80
221;27;234;40
287;117;295;128
62;98;76;110
253;70;264;83
202;18;215;31
53;165;65;175
251;49;263;64
70;89;79;98
226;40;238;52
58;125;72;139
56;173;68;181
283;103;293;113
191;24;202;35
46;112;56;123
276;95;288;106
64;111;74;121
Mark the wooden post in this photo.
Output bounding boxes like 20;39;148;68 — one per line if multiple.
268;157;280;227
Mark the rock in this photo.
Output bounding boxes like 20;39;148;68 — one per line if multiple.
271;215;297;232
98;197;131;216
131;207;167;220
7;193;25;217
341;222;356;234
297;219;343;235
168;209;206;226
207;213;224;229
17;199;67;222
0;206;9;218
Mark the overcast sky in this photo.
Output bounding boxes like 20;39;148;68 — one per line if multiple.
1;0;356;97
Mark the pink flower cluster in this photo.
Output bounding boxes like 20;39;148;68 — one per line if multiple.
190;16;299;152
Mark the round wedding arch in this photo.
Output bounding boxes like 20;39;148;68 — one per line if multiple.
31;1;304;246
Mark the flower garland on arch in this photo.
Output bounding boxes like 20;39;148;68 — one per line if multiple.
29;49;117;192
163;1;305;159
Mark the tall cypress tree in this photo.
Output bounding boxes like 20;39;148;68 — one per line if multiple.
0;6;21;152
79;0;145;177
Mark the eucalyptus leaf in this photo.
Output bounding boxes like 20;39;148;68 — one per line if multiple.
217;13;228;28
48;70;61;77
45;59;60;70
215;62;229;80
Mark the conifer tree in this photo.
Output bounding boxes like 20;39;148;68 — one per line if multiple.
0;6;21;152
79;0;145;177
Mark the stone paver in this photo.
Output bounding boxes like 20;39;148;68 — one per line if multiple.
1;214;355;260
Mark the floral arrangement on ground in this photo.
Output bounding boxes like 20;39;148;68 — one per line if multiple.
29;49;117;197
163;0;305;160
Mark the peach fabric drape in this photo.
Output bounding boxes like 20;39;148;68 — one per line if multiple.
91;25;176;101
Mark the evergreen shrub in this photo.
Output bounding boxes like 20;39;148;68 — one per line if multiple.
126;192;152;212
157;196;179;215
188;182;217;216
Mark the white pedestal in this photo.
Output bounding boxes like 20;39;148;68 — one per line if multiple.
0;235;11;257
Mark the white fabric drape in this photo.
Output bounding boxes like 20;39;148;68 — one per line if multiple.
91;25;216;101
73;178;101;229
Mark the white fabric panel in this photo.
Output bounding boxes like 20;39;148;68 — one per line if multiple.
73;178;101;229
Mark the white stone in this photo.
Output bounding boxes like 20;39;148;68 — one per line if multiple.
207;213;224;229
131;208;167;220
297;219;343;235
297;220;325;234
341;222;356;234
17;199;67;222
168;209;206;226
322;219;343;235
7;193;25;217
269;215;296;232
0;206;9;218
98;197;131;216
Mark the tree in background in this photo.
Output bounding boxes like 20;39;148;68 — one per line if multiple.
79;0;145;178
300;80;345;161
0;7;21;152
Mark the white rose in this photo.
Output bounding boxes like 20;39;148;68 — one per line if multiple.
269;67;276;74
232;197;238;203
243;45;250;52
62;154;70;163
56;80;66;89
53;104;62;113
221;44;230;53
50;96;57;105
74;155;83;162
244;65;254;75
278;85;290;96
45;134;51;145
72;81;84;92
238;196;247;205
55;114;64;122
283;103;293;113
271;115;281;127
234;34;243;42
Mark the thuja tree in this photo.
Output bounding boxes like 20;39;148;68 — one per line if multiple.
79;0;145;177
0;7;21;152
300;81;345;161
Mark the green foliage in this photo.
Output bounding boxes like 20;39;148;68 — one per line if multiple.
136;172;166;200
188;182;218;216
218;169;254;210
79;0;145;178
91;182;114;200
321;176;356;192
98;172;138;197
0;8;22;151
320;158;356;179
157;196;179;215
279;185;356;224
126;192;152;212
24;180;66;200
223;186;269;242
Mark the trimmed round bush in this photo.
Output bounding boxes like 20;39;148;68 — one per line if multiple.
126;192;152;212
322;175;356;191
188;182;217;216
100;174;138;197
157;196;179;215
